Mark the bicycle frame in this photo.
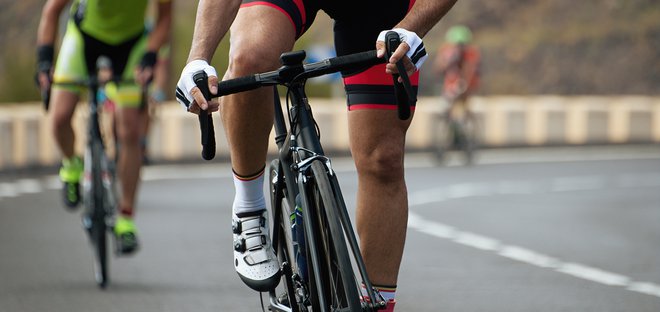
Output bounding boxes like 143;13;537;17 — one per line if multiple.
269;81;384;310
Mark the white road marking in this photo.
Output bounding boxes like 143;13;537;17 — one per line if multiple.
2;160;659;300
15;179;42;194
407;177;660;299
0;182;19;198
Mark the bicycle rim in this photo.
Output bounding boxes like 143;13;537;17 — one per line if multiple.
305;160;361;312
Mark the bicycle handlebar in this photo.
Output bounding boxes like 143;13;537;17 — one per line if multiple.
194;34;417;160
193;71;217;161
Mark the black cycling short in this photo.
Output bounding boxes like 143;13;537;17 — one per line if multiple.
240;0;419;111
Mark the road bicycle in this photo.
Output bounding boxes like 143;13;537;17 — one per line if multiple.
432;81;479;166
193;32;414;311
50;56;146;288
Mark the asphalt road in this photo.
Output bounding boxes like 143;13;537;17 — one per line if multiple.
1;145;659;312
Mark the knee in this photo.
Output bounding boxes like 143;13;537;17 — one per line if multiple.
115;121;140;146
51;114;69;133
355;147;405;184
227;46;279;77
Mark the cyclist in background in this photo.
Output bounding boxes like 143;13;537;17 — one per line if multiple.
36;0;172;254
433;25;481;121
175;0;457;310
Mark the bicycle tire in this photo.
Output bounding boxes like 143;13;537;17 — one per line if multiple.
85;141;109;288
432;112;453;166
303;160;361;312
460;113;479;165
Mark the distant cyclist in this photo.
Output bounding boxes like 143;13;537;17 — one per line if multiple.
433;25;481;119
36;0;172;254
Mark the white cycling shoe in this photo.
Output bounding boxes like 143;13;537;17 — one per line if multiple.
232;209;281;291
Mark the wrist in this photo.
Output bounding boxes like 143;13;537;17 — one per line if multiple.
140;51;158;69
37;45;54;70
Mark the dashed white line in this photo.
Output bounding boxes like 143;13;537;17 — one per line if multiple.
408;175;660;299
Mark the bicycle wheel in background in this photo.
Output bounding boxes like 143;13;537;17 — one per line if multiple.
303;160;361;312
82;141;109;288
268;159;304;312
432;112;454;166
457;112;479;165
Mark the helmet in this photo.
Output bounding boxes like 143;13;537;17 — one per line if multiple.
445;25;472;44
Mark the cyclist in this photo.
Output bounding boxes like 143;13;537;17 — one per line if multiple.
176;0;457;310
36;0;172;254
433;25;481;122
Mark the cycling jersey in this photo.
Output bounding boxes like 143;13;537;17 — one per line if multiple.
53;0;170;107
240;0;419;111
437;43;480;97
70;0;170;45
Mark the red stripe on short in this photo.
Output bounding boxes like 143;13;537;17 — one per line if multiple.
348;104;417;111
240;2;295;32
344;64;420;86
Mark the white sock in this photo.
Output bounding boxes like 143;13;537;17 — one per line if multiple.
232;169;266;215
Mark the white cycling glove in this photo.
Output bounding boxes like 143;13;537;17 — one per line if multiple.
175;59;218;111
377;28;428;71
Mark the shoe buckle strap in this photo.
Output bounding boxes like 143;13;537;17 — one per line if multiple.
233;233;266;253
233;215;264;234
243;248;270;265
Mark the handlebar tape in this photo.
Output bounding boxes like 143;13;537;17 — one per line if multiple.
216;75;260;96
384;31;416;120
193;71;217;161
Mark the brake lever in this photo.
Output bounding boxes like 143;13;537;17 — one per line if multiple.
193;71;216;160
384;31;417;120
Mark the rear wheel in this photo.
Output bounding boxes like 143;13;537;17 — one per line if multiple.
432;112;453;166
269;159;303;312
457;112;479;165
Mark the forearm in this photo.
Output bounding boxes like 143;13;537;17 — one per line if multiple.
395;0;458;38
187;0;242;62
37;0;69;46
146;2;172;53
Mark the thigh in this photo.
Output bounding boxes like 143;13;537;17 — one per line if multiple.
227;4;300;76
53;21;88;94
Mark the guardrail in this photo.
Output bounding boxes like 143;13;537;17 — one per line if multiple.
1;96;659;170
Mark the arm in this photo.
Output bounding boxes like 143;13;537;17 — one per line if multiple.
395;0;458;39
137;0;173;85
36;0;70;88
187;0;242;63
146;1;173;53
175;0;242;112
377;0;458;75
36;0;70;107
37;0;70;47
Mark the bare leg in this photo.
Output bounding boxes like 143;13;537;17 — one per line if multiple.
50;89;80;158
114;106;143;214
349;109;413;286
222;6;296;176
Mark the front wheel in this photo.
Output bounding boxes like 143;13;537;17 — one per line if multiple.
303;160;362;312
83;141;109;288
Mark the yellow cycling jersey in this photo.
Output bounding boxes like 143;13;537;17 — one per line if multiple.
70;0;170;45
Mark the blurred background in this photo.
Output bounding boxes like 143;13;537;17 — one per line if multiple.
1;1;660;312
1;0;659;103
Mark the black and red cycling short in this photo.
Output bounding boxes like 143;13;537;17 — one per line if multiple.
241;0;419;111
